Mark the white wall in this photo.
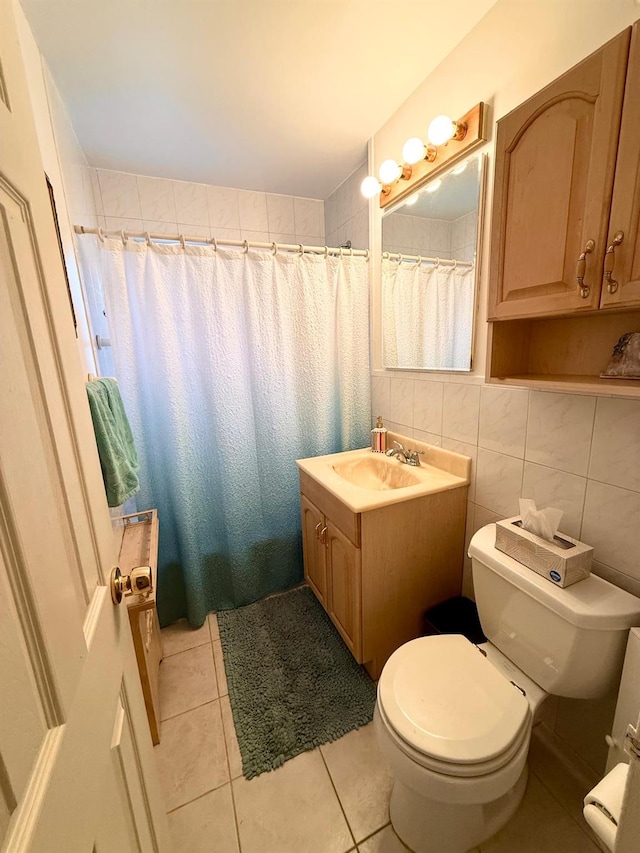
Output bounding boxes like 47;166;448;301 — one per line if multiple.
369;0;640;775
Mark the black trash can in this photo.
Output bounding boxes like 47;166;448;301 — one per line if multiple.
423;596;486;645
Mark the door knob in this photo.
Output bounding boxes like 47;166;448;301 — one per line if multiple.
110;565;153;605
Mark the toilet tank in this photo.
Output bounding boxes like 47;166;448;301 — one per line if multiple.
469;525;640;699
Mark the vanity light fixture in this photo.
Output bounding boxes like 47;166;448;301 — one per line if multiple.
427;114;467;146
362;102;487;209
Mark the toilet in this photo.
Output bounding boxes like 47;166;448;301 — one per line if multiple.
375;523;640;853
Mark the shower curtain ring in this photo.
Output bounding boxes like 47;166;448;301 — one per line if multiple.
417;255;422;265
97;227;105;242
349;247;353;257
298;243;304;255
339;246;343;257
243;240;249;253
271;242;278;255
436;257;440;268
179;234;186;249
121;229;127;245
324;246;329;257
398;253;404;263
364;249;370;261
209;236;217;250
453;259;458;270
144;231;151;246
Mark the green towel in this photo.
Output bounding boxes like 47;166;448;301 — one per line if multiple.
86;378;140;507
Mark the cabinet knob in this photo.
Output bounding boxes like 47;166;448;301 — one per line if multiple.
576;239;595;298
315;521;323;539
320;525;328;545
603;231;624;294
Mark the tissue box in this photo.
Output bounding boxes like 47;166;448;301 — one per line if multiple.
495;517;593;587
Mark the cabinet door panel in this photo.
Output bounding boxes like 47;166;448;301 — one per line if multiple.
489;30;629;319
301;495;327;605
327;523;362;661
601;23;640;309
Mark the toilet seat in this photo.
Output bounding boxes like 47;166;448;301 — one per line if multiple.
377;635;531;779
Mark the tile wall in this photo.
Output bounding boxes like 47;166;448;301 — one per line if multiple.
85;169;326;248
382;210;476;263
324;161;369;251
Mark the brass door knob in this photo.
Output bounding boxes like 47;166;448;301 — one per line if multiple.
110;565;153;605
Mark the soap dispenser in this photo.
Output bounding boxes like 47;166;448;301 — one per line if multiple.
371;416;388;453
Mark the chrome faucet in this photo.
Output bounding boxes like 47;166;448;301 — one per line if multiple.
385;441;423;467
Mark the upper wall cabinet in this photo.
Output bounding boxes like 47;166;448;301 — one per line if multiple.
489;29;630;320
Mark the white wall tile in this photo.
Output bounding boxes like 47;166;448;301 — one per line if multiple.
526;391;596;476
371;376;390;419
104;215;143;233
207;186;240;230
294;198;324;239
173;181;209;226
413;429;441;446
180;224;210;239
238;190;268;231
588;397;640;493
211;227;242;243
581;480;640;576
476;448;524;517
137;176;176;222
266;194;295;234
413;380;444;434
472;503;504;532
144;219;179;235
478;385;529;458
389;378;414;427
241;230;270;244
89;169;104;215
98;170;141;219
442;438;477;502
270;233;297;246
442;383;480;444
324;193;337;236
296;234;324;248
521;463;587;539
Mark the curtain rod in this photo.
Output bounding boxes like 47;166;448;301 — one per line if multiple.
382;251;474;268
74;225;370;258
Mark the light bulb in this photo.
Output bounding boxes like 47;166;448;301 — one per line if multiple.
361;175;382;199
402;137;426;165
428;115;456;145
451;161;467;175
404;193;420;207
425;179;442;194
379;159;401;184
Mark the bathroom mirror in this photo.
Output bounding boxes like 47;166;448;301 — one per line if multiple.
381;153;486;371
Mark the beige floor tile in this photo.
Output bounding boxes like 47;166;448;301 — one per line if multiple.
167;785;239;853
220;694;243;779
208;612;220;642
233;748;353;853
155;700;229;811
479;773;599;853
358;824;409;852
161;618;210;656
321;723;393;842
213;639;228;696
159;643;218;720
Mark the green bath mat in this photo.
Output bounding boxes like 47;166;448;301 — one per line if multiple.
217;585;377;778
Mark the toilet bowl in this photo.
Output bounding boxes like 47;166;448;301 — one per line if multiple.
376;523;640;853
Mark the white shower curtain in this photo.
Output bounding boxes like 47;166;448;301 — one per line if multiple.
82;239;370;627
382;257;474;370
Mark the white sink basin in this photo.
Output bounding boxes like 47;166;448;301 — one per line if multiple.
297;441;471;513
332;455;421;490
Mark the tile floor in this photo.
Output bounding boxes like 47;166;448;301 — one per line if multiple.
155;614;601;853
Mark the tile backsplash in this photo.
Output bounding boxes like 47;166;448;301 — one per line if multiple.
324;161;369;251
372;375;640;601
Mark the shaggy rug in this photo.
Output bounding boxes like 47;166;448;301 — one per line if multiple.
217;585;377;778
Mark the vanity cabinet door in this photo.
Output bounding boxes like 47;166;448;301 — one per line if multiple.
600;23;640;310
301;494;328;606
326;522;362;662
488;30;629;320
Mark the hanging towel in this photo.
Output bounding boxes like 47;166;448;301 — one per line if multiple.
86;377;140;507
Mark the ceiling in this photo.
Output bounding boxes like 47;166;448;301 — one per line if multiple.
21;0;496;199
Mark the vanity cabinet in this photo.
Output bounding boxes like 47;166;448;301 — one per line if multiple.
487;22;640;398
299;467;466;680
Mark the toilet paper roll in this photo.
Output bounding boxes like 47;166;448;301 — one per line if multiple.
583;762;629;852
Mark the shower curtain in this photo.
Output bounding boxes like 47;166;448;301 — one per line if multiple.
382;257;474;370
84;239;370;627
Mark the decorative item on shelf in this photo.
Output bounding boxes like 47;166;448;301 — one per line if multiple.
360;102;487;209
601;332;640;380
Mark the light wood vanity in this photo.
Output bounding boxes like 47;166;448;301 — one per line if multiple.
297;439;470;679
487;22;640;397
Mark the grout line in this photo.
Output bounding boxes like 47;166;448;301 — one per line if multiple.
159;639;212;660
528;766;600;849
165;775;232;815
159;693;220;725
318;748;357;849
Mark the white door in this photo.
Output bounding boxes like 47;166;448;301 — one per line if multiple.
0;2;171;851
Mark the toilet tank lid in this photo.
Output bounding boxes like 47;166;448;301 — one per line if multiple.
469;524;640;630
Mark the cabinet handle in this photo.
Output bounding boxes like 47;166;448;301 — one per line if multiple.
320;525;328;545
603;231;624;294
315;521;322;539
576;239;595;298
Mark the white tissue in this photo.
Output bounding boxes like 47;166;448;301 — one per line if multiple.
583;762;629;852
519;498;564;543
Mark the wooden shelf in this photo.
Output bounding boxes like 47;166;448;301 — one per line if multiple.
488;311;640;398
